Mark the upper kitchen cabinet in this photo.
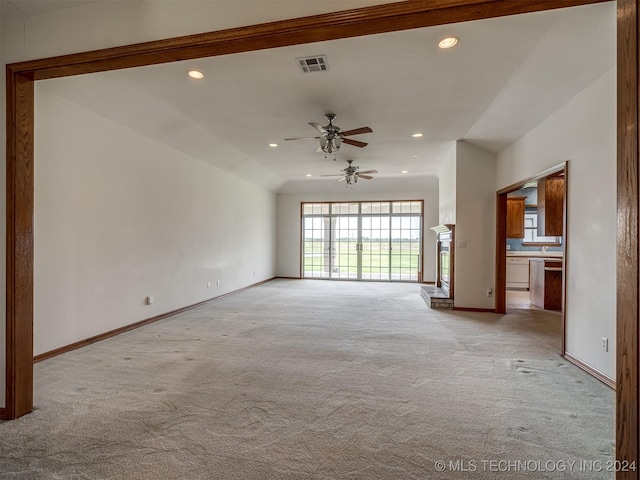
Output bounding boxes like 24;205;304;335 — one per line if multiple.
537;175;565;236
507;196;526;238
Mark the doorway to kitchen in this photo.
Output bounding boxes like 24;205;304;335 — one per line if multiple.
495;162;567;354
302;201;423;282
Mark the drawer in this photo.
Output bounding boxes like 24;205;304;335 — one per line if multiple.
507;257;530;265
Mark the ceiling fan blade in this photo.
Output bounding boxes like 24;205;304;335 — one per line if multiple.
357;174;374;180
357;170;378;175
338;176;346;182
320;174;344;177
342;138;368;148
284;136;321;141
341;127;373;136
309;122;328;134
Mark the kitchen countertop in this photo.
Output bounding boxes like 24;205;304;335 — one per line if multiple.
506;251;563;258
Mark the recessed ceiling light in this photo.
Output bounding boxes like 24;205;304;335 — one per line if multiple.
412;133;423;138
188;70;204;79
269;143;278;147
411;155;418;158
401;170;409;174
306;174;312;177
438;37;458;49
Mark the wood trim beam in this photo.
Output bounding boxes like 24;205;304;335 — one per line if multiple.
616;0;640;475
8;0;606;81
5;67;34;420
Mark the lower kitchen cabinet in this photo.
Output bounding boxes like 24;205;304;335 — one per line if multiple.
529;259;562;310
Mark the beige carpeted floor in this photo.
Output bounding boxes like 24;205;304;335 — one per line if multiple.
0;279;614;479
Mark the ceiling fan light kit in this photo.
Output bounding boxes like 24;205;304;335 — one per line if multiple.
321;159;378;187
319;134;341;154
285;113;372;154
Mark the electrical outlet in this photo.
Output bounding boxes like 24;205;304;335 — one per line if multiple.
146;296;154;305
217;280;220;286
487;288;493;297
207;282;212;289
602;337;609;352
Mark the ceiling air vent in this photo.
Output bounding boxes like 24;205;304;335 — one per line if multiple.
297;55;328;73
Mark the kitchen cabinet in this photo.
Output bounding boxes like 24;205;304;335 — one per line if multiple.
529;258;562;310
537;176;564;236
506;196;526;238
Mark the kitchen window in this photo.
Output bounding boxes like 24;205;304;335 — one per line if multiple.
523;212;562;246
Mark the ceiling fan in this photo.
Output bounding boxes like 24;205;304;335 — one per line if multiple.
284;114;372;154
321;159;378;185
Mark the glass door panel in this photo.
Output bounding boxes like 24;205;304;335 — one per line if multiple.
361;216;390;280
390;216;421;281
331;216;359;279
303;216;331;278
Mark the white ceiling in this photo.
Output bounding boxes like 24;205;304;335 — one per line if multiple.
0;0;103;21
29;1;615;193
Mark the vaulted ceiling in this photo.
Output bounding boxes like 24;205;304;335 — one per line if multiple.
7;1;616;193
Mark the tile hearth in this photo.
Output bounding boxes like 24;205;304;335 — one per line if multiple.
421;285;453;309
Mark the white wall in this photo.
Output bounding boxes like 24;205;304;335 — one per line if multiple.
276;179;439;281
437;141;497;309
454;141;497;309
438;143;457;225
34;87;276;356
0;0;398;413
497;68;616;378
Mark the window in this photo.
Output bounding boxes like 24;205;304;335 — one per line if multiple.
301;201;423;281
523;212;562;245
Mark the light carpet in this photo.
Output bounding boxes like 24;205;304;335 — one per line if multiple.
0;279;614;479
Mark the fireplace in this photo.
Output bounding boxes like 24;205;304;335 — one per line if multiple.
431;224;455;299
421;224;455;309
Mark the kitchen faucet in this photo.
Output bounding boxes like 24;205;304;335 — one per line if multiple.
541;246;548;253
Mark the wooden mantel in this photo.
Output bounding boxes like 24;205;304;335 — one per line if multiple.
431;225;455;299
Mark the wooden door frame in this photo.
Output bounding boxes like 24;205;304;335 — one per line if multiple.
5;0;637;477
495;163;568;348
616;1;639;474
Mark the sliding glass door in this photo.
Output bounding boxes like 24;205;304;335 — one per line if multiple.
361;215;391;280
302;201;422;282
